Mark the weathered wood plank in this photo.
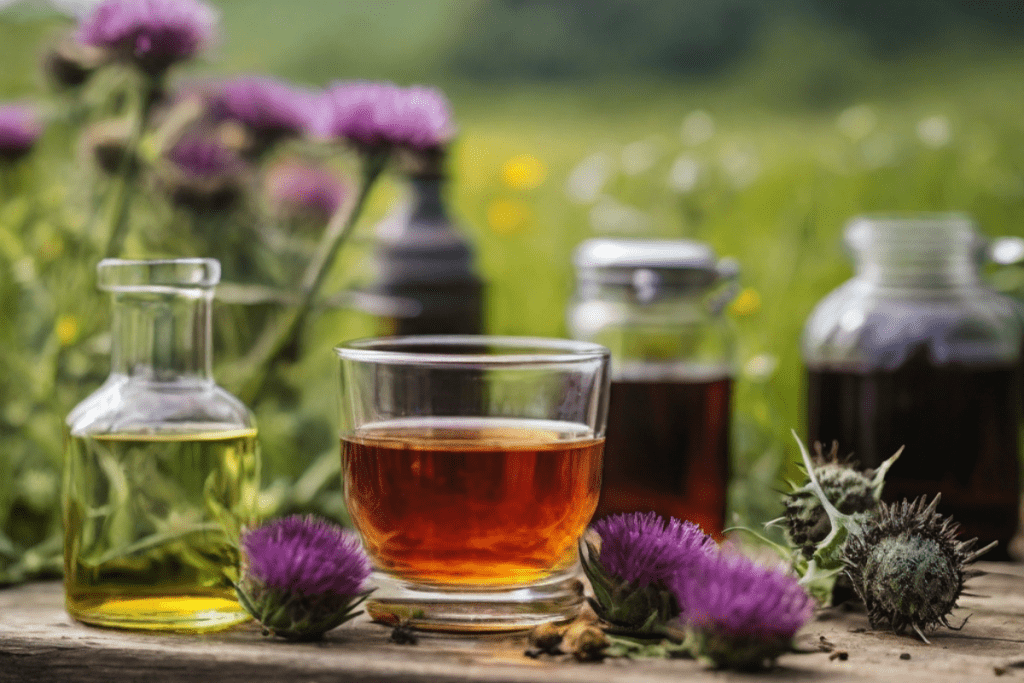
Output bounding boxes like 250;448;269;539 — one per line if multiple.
1;563;1022;682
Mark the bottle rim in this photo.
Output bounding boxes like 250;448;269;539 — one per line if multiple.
97;258;221;292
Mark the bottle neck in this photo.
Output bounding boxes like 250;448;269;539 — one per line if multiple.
848;217;983;291
408;175;446;222
109;289;214;383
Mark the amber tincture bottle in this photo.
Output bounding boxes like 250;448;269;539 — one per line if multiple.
804;215;1021;559
64;258;259;631
569;239;738;535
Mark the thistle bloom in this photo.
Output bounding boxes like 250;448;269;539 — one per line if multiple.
237;515;373;640
212;76;319;153
322;81;455;150
265;161;346;220
77;0;218;76
581;512;714;632
673;551;814;670
161;135;245;210
0;103;43;162
593;512;714;588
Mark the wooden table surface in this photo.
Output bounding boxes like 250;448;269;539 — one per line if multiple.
2;563;1023;683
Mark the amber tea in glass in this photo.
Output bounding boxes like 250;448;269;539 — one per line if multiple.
336;336;609;631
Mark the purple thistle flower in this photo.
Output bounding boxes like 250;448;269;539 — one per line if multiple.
77;0;218;76
581;512;714;633
322;80;455;150
236;515;373;640
241;515;370;598
593;512;715;588
0;103;43;162
167;135;240;178
265;161;346;220
161;135;245;211
212;76;320;149
673;551;814;670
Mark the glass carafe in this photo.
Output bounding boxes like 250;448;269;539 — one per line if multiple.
803;214;1022;558
568;238;738;535
63;258;259;631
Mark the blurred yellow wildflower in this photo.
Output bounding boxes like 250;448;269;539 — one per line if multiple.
56;314;80;346
500;154;546;190
730;287;761;316
487;198;530;235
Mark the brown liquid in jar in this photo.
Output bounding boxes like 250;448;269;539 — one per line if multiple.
807;351;1020;559
597;374;731;536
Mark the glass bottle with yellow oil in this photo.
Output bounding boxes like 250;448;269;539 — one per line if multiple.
64;258;259;632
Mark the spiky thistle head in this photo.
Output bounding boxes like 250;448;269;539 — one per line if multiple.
842;494;994;643
783;441;892;559
236;515;373;641
581;512;715;634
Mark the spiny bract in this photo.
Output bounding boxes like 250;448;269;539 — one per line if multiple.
782;441;877;559
842;494;993;643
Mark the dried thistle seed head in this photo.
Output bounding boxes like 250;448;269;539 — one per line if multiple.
783;441;877;559
842;495;993;642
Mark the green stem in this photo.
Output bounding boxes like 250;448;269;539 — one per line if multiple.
101;75;156;258
227;150;389;404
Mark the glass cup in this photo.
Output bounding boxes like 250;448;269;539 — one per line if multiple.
335;336;610;631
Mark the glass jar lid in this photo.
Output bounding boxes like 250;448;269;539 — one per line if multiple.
572;238;736;291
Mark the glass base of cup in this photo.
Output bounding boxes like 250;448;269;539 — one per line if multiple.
364;568;586;633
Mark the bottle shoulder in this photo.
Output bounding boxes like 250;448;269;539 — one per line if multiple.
67;377;255;436
802;279;1023;369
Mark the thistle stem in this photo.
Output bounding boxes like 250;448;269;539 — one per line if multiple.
101;74;156;258
226;149;389;404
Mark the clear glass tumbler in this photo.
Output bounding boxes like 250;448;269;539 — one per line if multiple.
335;336;610;631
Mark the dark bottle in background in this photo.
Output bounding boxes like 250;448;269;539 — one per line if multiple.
803;214;1022;559
369;149;484;336
569;239;738;535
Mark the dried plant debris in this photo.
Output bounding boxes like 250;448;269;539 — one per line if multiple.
842;494;995;643
389;621;418;645
525;611;608;662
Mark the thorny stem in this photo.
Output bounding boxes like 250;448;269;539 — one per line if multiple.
226;149;389;404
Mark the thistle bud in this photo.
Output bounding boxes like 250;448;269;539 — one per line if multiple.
842;495;995;643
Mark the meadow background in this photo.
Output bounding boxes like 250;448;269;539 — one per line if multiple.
2;0;1024;582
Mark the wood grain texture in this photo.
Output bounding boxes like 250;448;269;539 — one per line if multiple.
1;563;1022;683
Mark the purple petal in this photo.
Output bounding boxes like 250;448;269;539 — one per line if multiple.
674;550;814;640
593;512;715;587
213;75;320;137
78;0;218;70
265;161;347;218
322;80;455;149
0;103;42;157
242;515;371;597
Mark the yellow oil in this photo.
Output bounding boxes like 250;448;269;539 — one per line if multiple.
63;428;259;632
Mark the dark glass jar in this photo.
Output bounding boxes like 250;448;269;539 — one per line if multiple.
803;214;1022;558
568;238;738;535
